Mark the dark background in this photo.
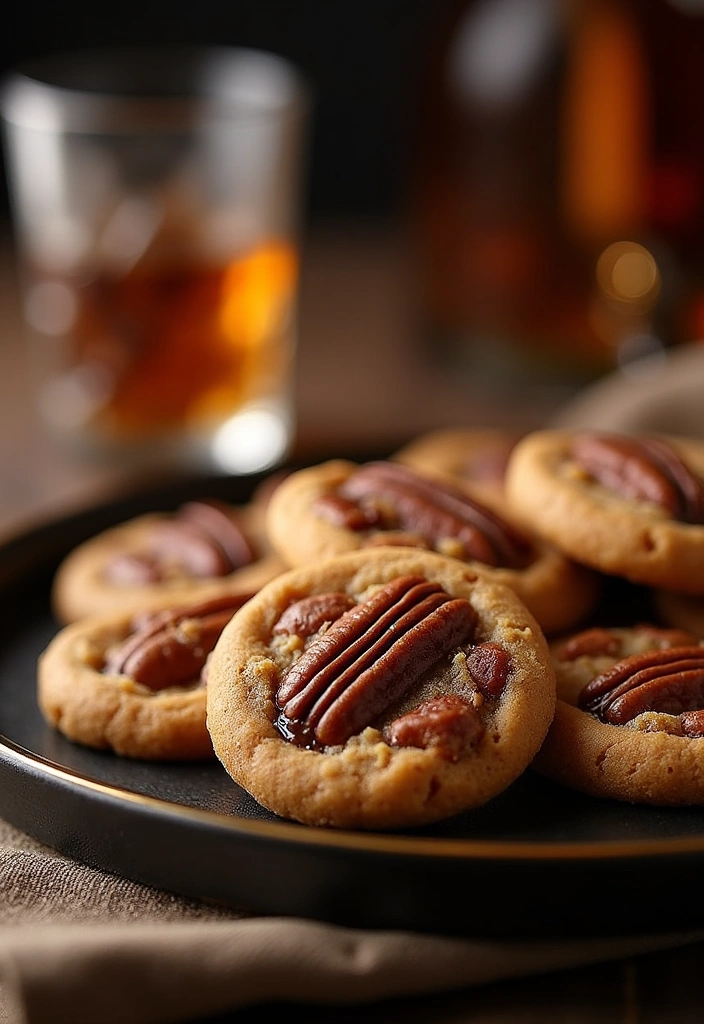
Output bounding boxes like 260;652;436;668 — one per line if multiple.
0;0;445;226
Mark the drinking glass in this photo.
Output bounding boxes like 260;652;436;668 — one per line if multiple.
1;45;309;474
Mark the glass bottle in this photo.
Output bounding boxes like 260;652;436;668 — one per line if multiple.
406;0;704;394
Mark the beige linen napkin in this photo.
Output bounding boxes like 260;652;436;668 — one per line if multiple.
1;818;702;1024
549;341;704;436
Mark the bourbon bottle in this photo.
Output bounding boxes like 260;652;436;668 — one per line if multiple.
407;0;704;392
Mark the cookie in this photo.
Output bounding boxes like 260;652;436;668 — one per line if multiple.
38;591;252;760
264;458;599;636
534;623;704;804
52;497;286;623
504;429;704;593
205;547;556;829
393;427;521;499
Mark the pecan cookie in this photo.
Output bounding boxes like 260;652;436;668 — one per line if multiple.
264;459;599;636
52;498;286;623
393;427;521;499
504;429;704;593
205;548;556;829
38;592;252;759
534;623;704;804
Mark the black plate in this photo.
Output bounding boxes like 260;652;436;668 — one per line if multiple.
2;469;704;941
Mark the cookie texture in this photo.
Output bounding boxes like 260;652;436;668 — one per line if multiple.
205;548;556;830
52;498;285;623
393;427;521;499
38;592;251;760
264;458;599;636
535;623;704;804
504;429;704;592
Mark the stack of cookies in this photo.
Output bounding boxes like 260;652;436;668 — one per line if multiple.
38;425;704;828
504;428;704;806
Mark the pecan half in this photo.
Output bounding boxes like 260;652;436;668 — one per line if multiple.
384;694;485;760
679;711;704;738
103;551;162;585
553;627;623;662
311;492;382;531
555;625;699;664
312;461;530;568
178;500;256;568
104;500;256;585
578;645;704;730
572;433;704;523
465;642;513;697
272;593;355;638
275;575;477;747
104;592;251;691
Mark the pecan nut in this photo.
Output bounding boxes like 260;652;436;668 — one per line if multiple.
103;551;162;585
555;625;699;663
553;627;622;661
275;574;477;747
105;500;256;585
310;492;382;531
465;642;513;697
384;694;485;760
572;433;704;524
312;461;530;568
578;645;704;730
272;593;355;638
104;592;251;691
679;711;704;738
177;500;256;568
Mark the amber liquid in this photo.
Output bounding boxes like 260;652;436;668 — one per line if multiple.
408;0;704;387
33;239;298;445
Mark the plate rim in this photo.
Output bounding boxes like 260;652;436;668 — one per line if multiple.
4;730;704;863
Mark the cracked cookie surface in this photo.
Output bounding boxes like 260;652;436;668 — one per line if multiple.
205;547;556;829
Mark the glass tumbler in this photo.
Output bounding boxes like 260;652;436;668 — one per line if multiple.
1;46;310;474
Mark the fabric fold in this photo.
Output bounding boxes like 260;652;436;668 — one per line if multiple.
1;917;701;1024
3;770;704;1024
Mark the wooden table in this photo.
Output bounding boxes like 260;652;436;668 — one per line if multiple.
1;220;702;1023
